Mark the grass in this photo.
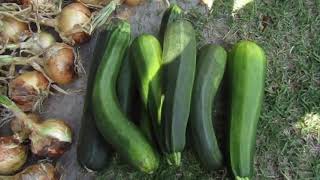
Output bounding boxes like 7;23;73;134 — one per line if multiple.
98;0;320;179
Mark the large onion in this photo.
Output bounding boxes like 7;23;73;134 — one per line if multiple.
9;71;49;112
0;96;72;158
55;3;91;44
43;43;76;85
0;136;28;175
0;15;30;43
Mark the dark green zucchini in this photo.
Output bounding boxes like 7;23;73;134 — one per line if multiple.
159;4;183;45
117;52;135;118
228;40;266;179
161;20;197;166
77;29;112;172
130;34;163;152
92;20;159;174
189;45;226;170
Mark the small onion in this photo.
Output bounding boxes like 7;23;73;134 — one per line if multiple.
43;43;76;85
28;31;56;54
0;16;30;43
9;71;49;112
14;163;59;180
30;119;72;158
0;136;28;175
56;3;91;44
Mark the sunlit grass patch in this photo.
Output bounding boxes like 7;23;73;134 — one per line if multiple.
295;113;320;141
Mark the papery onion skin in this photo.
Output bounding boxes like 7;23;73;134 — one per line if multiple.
15;163;59;180
44;43;76;85
9;71;49;112
0;16;30;43
57;3;91;44
0;136;28;175
30;119;72;158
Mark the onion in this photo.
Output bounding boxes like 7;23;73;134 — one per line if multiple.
0;96;73;158
9;71;49;112
0;136;28;175
30;119;72;157
55;3;91;44
43;43;76;85
0;163;59;180
0;15;30;43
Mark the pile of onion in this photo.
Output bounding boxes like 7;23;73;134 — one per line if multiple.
0;43;77;85
9;1;120;45
9;71;49;112
0;95;72;158
0;136;28;175
0;163;59;180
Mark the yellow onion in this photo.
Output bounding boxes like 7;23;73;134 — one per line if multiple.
56;3;91;44
0;163;59;180
0;16;30;43
0;136;28;175
43;43;76;85
9;71;49;112
30;119;72;158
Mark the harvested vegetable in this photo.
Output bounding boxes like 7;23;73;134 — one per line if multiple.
161;20;197;166
189;45;226;169
0;15;30;43
0;95;72;158
77;28;114;172
16;1;120;45
228;40;266;179
0;43;77;85
0;136;28;175
9;71;49;112
43;43;76;85
0;163;59;180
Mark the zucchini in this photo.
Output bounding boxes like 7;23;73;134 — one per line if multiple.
161;20;197;166
189;45;226;169
77;29;112;172
117;52;135;117
92;20;159;174
130;34;163;151
228;40;266;179
159;4;183;45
